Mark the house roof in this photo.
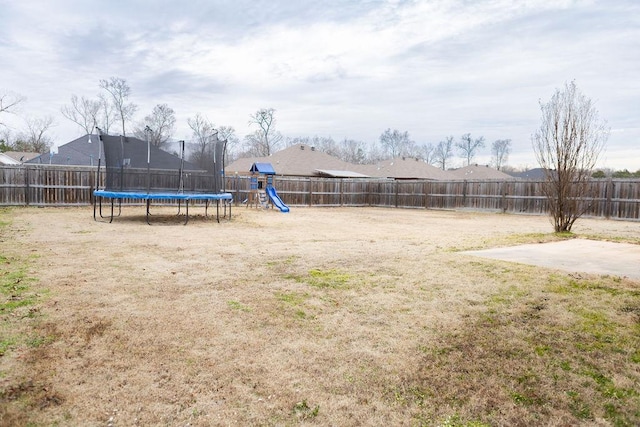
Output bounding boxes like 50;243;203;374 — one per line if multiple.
356;157;451;180
0;153;20;165
28;134;101;166
227;144;365;177
0;151;40;164
447;164;514;180
27;134;201;170
315;169;370;178
506;168;549;180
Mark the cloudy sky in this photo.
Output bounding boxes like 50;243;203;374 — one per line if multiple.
1;0;638;169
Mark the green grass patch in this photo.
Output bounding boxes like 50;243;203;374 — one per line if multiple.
292;399;319;420
286;268;354;289
392;270;640;425
0;209;46;359
227;300;251;312
275;291;307;306
307;268;352;289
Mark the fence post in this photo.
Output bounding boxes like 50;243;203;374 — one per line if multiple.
462;180;468;208
605;178;613;219
501;181;507;212
423;181;428;209
308;178;313;207
23;166;30;206
395;180;399;208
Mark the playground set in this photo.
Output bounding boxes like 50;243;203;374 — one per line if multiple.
92;129;232;224
247;162;290;213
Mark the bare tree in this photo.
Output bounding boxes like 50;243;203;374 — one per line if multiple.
491;139;512;170
187;113;217;170
244;108;283;156
217;126;240;164
61;95;101;135
0;128;15;151
0;91;25;127
418;142;435;164
99;77;137;136
340;138;367;164
456;133;485;166
14;115;56;153
533;81;609;232
133;104;176;148
97;93;117;134
379;128;414;158
433;136;454;170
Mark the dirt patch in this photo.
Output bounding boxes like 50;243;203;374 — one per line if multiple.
1;206;639;425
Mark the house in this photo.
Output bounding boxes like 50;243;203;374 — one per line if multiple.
505;168;550;180
0;151;40;165
447;164;514;180
226;144;369;177
27;134;201;170
357;157;450;180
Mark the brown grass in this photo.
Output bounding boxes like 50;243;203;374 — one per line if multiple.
0;206;639;426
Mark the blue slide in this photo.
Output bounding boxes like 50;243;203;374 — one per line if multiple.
266;185;290;213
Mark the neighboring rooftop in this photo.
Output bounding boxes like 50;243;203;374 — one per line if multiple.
356;157;450;180
505;168;549;180
27;134;201;170
228;146;517;180
227;144;367;177
0;151;40;165
448;164;514;180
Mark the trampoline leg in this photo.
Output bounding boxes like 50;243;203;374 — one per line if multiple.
146;199;152;225
109;199;115;223
99;197;107;218
184;201;189;225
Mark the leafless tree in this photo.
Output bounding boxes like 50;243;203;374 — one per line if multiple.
379;128;414;159
97;93;117;134
14;115;56;153
340;138;367;164
418;142;435;164
0;91;25;127
61;95;101;135
187;113;217;170
244;108;283;156
433;136;454;170
0;128;15;151
456;133;485;166
99;77;137;136
217;126;240;164
133;104;176;148
533;81;609;232
491;139;511;170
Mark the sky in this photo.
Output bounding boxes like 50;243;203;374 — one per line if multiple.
0;0;638;170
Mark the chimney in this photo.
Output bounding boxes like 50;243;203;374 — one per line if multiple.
300;145;305;150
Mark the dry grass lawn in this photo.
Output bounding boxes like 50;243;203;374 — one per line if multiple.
1;206;639;426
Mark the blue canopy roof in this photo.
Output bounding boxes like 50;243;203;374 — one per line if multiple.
250;162;276;175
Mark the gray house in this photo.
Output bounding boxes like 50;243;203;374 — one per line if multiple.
28;134;201;170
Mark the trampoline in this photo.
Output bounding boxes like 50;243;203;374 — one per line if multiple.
92;129;233;225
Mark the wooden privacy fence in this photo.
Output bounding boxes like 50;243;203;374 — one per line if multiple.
2;165;640;220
